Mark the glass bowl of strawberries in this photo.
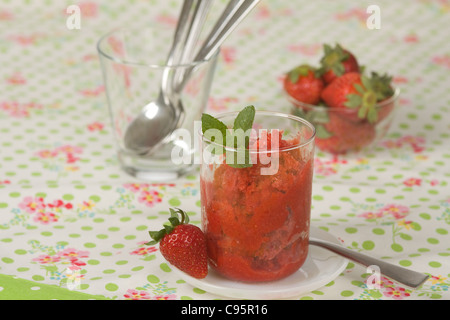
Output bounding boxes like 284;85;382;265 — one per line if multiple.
284;44;400;155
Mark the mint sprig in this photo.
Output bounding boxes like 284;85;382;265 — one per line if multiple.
201;105;256;168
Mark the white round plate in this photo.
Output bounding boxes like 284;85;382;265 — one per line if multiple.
172;226;348;299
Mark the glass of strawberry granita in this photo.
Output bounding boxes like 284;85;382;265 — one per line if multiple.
200;111;315;282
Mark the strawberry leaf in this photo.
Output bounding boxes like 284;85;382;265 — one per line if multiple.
344;94;362;108
361;75;373;91
354;83;366;95
164;224;174;234
367;108;378;123
168;216;180;227
148;229;166;244
358;103;369;119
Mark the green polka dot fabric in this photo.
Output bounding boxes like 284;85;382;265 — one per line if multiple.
0;0;449;300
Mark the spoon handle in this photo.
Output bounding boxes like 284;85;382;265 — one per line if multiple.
173;0;213;90
161;0;195;93
197;0;261;61
175;0;261;91
309;237;429;289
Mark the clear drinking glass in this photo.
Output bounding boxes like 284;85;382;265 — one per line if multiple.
199;111;316;282
97;25;218;180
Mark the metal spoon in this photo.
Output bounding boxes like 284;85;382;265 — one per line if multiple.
174;0;261;92
125;0;261;157
309;237;430;288
171;0;261;132
123;0;197;156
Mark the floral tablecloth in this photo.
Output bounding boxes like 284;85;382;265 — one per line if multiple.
0;0;449;301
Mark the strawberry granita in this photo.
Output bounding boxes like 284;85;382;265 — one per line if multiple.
200;113;315;282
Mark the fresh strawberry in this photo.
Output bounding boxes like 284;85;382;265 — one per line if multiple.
321;71;394;123
319;44;360;84
284;64;324;105
147;208;208;279
315;112;376;154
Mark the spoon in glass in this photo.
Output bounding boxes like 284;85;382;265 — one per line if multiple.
123;0;199;156
309;236;430;288
124;0;261;157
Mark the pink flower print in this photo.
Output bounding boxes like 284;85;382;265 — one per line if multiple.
155;13;178;26
130;247;157;256
221;46;236;65
0;180;11;185
383;286;411;300
53;145;83;164
0;101;42;117
79;1;98;18
431;54;450;69
151;183;176;190
152;294;177;300
381;135;426;153
393;76;409;84
255;5;270;19
358;211;383;220
48;199;73;212
404;33;419;43
400;135;426;153
57;145;83;155
19;196;46;214
287;43;321;56
334;8;367;24
403;178;422;187
208;96;238;112
9;34;41;46
36;149;58;159
399;98;411;106
378;204;409;219
124;289;151;300
70;259;87;267
57;248;89;267
124;183;150;193
0;9;13;20
381;139;402;149
430;179;439;186
32;254;61;264
79;85;104;97
138;190;163;207
66;153;80;164
33;211;58;224
108;36;125;57
379;276;395;288
6;72;26;85
87;121;104;132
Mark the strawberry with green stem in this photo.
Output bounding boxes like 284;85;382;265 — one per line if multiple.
319;43;360;84
284;64;324;105
147;208;208;279
321;71;394;123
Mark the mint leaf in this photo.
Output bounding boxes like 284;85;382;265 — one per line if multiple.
201;105;256;169
233;105;255;133
201;113;228;145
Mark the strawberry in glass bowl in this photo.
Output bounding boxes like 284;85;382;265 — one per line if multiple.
284;43;400;154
